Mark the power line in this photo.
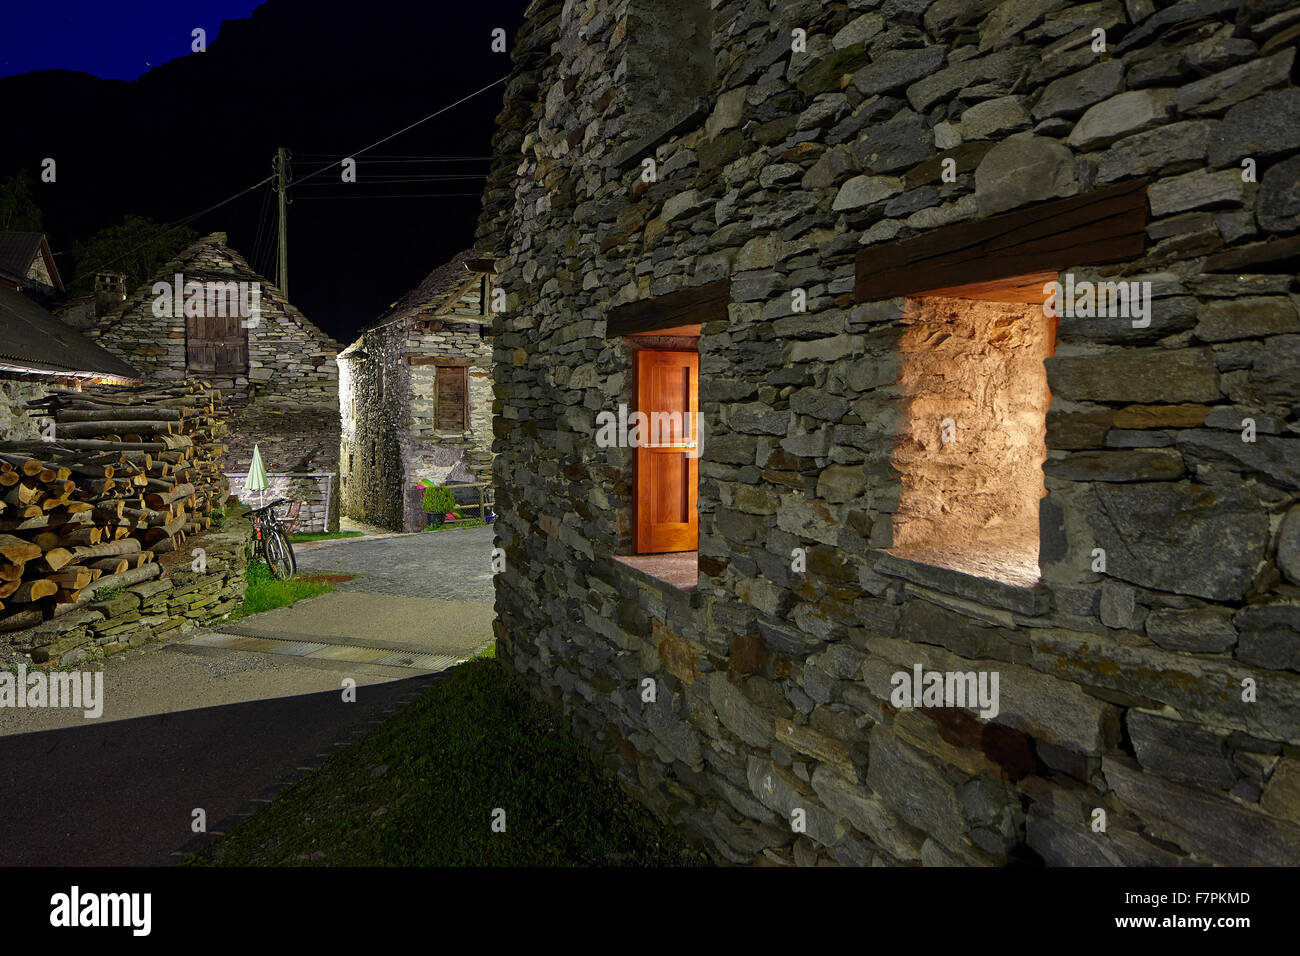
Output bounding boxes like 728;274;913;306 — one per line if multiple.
249;179;276;277
291;76;508;188
293;175;489;186
291;193;485;201
70;174;273;284
292;154;493;162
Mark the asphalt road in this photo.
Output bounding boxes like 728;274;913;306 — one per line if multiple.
0;526;496;866
0;670;436;866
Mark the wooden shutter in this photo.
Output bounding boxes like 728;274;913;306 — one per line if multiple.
435;365;468;431
635;349;699;554
186;312;248;374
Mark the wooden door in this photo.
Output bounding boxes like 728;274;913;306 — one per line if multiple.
186;314;247;374
435;365;469;431
635;349;698;554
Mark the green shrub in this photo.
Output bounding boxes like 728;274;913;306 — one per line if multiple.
421;484;457;514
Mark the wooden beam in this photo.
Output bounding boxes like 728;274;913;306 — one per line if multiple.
408;356;474;367
855;180;1149;303
607;279;730;337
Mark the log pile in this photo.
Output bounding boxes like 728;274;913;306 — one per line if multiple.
0;380;230;633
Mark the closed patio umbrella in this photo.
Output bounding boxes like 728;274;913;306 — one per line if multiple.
246;443;269;509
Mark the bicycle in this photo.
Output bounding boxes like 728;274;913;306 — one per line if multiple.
249;498;297;582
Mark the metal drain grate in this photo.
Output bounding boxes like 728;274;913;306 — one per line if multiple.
186;632;461;671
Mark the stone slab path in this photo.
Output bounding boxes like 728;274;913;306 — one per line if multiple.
0;524;498;865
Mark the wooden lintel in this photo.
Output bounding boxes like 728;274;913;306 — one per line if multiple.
855;180;1150;303
407;355;474;367
607;279;730;337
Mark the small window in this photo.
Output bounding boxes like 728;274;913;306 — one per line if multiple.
435;365;468;431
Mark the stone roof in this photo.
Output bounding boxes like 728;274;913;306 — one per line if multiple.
0;231;64;293
97;231;343;351
0;286;139;381
340;249;496;360
371;248;486;327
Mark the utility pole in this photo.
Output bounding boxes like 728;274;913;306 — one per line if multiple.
275;146;290;298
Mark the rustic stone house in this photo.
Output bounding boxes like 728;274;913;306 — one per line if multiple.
0;232;64;304
89;232;342;530
339;250;496;531
0;286;140;440
479;0;1300;866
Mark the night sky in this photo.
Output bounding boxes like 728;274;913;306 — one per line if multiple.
1;1;264;80
0;0;531;343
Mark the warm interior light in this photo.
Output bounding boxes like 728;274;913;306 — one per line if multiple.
887;287;1056;588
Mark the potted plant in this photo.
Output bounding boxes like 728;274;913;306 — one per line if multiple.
421;484;457;528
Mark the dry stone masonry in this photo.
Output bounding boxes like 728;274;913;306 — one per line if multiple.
1;509;253;668
339;250;495;531
479;0;1300;866
89;233;342;529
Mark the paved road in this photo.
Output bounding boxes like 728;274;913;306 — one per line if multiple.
294;524;496;602
0;526;497;866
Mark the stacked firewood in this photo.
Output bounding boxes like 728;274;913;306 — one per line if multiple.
0;380;231;632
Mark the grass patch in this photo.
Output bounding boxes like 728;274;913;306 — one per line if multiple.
229;559;336;620
289;531;365;543
422;517;489;532
183;656;706;866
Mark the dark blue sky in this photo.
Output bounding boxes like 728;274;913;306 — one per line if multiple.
0;0;263;80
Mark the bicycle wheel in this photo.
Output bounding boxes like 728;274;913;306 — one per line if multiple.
265;529;297;581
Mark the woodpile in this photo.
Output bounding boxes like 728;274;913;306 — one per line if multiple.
0;380;230;633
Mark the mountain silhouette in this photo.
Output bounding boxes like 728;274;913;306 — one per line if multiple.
1;0;530;342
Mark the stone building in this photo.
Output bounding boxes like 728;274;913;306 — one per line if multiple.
89;232;342;530
0;286;140;440
339;250;496;531
479;0;1300;866
0;232;65;304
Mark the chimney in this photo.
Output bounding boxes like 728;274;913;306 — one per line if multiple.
93;270;127;315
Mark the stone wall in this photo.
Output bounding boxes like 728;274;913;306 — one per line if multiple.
88;233;341;490
340;298;494;532
0;378;52;441
480;0;1300;866
1;510;254;667
225;472;336;534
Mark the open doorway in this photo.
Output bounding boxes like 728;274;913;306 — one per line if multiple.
634;347;699;553
614;324;700;591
